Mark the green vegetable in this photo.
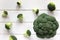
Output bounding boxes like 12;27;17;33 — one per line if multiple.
33;8;39;15
17;14;23;22
17;1;21;6
24;30;31;37
2;10;8;17
9;35;17;40
33;13;59;38
5;22;12;30
47;2;56;11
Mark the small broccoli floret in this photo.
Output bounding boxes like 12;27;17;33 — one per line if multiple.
17;1;21;6
24;30;31;37
5;22;12;30
33;13;59;38
9;35;17;40
33;8;39;15
17;14;23;22
2;10;8;17
47;2;56;11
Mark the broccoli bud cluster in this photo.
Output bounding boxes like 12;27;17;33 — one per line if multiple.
48;2;56;11
9;35;17;40
33;13;59;38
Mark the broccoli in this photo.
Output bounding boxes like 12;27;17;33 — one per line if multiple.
9;35;17;40
24;30;31;37
5;22;12;30
47;2;56;11
33;13;59;38
17;1;21;6
17;14;23;22
2;10;8;17
33;8;39;15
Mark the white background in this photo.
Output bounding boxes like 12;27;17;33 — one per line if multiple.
0;0;60;40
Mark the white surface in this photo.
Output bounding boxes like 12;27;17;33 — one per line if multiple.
0;0;60;10
0;0;60;40
0;0;50;9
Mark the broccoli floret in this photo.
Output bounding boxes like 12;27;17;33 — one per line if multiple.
17;14;23;22
2;10;8;17
33;13;59;38
33;8;39;15
5;22;12;30
9;35;17;40
24;30;31;37
17;1;21;6
47;2;56;11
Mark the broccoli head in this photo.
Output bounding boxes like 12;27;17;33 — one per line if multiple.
17;14;23;22
2;10;8;17
33;13;59;38
33;8;39;15
24;30;31;38
47;2;56;11
9;35;17;40
5;22;12;30
17;2;21;6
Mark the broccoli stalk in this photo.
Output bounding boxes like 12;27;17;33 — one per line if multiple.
5;22;12;30
24;30;31;38
9;35;17;40
2;10;8;17
33;8;39;15
17;14;23;22
33;13;59;38
47;2;56;11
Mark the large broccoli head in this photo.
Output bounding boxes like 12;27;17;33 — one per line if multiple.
33;13;59;38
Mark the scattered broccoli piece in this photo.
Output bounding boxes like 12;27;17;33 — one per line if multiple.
33;13;59;38
17;1;21;6
33;8;39;15
17;14;23;22
24;30;31;37
5;22;12;30
9;35;17;40
47;2;56;11
2;10;8;17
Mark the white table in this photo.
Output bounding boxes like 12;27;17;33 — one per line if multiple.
0;0;60;40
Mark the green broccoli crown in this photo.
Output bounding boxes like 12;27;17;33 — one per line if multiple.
33;8;39;15
5;22;12;30
33;13;59;38
26;30;31;36
36;9;39;14
48;2;56;11
2;10;8;17
4;10;8;15
17;2;21;5
9;35;17;40
17;14;23;18
17;14;23;20
24;30;31;37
